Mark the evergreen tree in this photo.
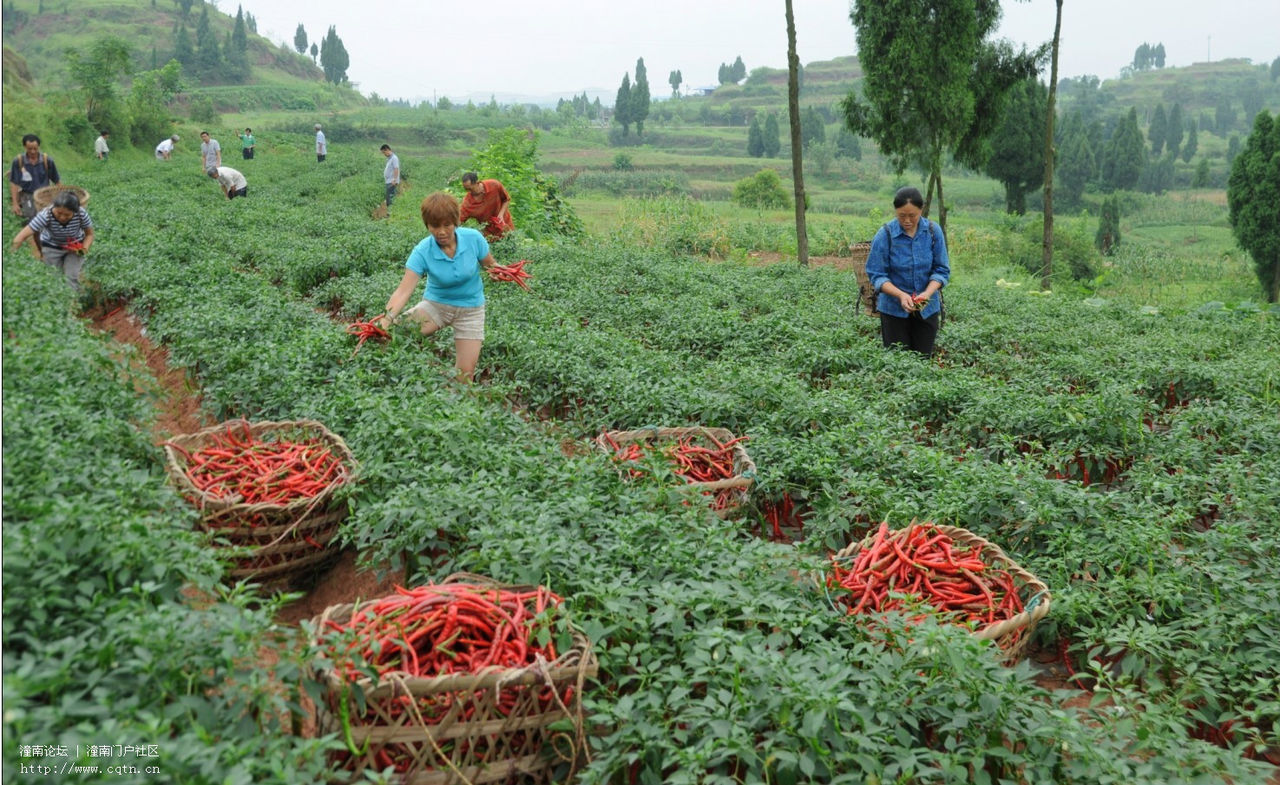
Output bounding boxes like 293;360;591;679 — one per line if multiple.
668;69;681;98
1242;81;1264;125
632;57;650;135
731;56;746;82
1095;195;1121;254
763;112;781;157
1165;103;1183;158
1055;113;1096;209
1227;134;1241;164
983;77;1047;214
1216;98;1235;135
717;63;731;85
194;5;221;79
319;26;349;84
1193;158;1211;188
835;125;862;160
1153;43;1166;68
1102;107;1146;191
1227;111;1280;301
174;23;194;68
613;72;633;135
309;42;317;64
801;105;825;147
1132;43;1151;71
1271;56;1280;82
226;6;250;82
1140;152;1176;194
293;24;307;55
1181;120;1198;163
244;11;255;33
747;115;765;157
1148;103;1167;155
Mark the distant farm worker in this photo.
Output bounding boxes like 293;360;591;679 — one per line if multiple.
459;172;513;239
94;130;110;162
155;134;180;160
315;123;327;162
373;191;497;382
9;133;60;221
199;130;221;173
864;186;950;357
10;190;94;291
380;144;400;208
239;127;255;160
207;166;248;200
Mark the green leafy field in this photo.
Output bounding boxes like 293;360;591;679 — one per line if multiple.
3;138;1279;784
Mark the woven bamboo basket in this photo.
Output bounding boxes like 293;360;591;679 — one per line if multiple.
162;419;357;587
833;523;1050;664
310;574;598;785
33;184;90;210
594;426;756;518
848;241;879;317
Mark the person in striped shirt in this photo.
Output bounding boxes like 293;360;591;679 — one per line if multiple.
10;190;95;291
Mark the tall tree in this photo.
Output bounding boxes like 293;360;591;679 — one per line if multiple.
613;73;633;136
717;63;732;85
668;69;681;98
1102;107;1146;191
1038;0;1063;290
747;115;765;157
1215;98;1235;135
293;23;307;55
66;36;132;125
801;105;826;147
842;0;1041;233
835;125;862;159
1181;120;1198;163
763;112;781;157
1241;80;1264;125
1148;103;1167;155
1165;103;1183;158
1153;42;1166;68
319;26;349;84
785;0;808;267
173;23;194;68
984;77;1047;214
632;57;650;135
226;5;250;82
309;42;318;64
1055;112;1096;209
1095;195;1121;255
1227;111;1280;302
194;4;221;78
731;55;746;82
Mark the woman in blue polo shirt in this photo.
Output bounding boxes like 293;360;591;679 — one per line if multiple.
865;186;950;357
374;191;497;381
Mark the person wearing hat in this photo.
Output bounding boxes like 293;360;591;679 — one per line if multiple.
10;189;94;290
207;166;248;200
155;134;180;160
315;124;327;162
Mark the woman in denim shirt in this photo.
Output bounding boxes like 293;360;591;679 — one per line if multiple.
865;186;950;356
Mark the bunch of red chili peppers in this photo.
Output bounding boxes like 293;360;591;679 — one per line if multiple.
829;521;1025;629
346;320;390;357
319;583;568;774
167;422;347;506
600;431;747;510
62;239;87;254
489;259;532;290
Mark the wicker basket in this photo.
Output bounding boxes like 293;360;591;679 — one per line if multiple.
310;574;598;785
848;241;879;317
33;184;90;211
833;523;1050;664
595;426;756;518
162;419;357;587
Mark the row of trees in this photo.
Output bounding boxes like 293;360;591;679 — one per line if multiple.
170;4;250;83
613;58;651;136
1131;42;1166;71
717;56;747;86
292;23;348;84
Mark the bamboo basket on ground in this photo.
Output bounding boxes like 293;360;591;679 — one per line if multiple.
162;419;357;587
310;574;598;785
848;241;878;317
832;523;1050;664
34;184;90;210
594;426;756;518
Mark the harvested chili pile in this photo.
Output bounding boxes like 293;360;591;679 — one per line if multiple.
829;520;1025;626
599;430;748;512
489;259;532;290
165;421;347;506
345;319;389;357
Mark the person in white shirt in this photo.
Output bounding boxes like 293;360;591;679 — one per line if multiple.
155;135;179;160
380;144;400;208
315;124;327;162
94;130;110;161
207;166;248;200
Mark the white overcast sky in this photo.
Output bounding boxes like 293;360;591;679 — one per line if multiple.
242;0;1280;103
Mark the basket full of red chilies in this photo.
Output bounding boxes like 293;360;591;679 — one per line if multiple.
162;418;357;587
828;521;1051;664
309;574;598;784
595;426;756;518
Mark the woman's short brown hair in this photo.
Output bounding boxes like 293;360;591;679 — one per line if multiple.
420;192;461;228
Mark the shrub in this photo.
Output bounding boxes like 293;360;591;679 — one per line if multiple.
612;152;634;171
732;168;792;209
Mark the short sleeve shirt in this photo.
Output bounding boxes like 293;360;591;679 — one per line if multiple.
405;227;490;307
201;139;221;169
28;206;92;247
156;139;175;155
214;167;247;191
9;154;59;193
459;179;510;225
94;136;110;155
315;131;326;154
240;134;255;150
384;153;400;184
